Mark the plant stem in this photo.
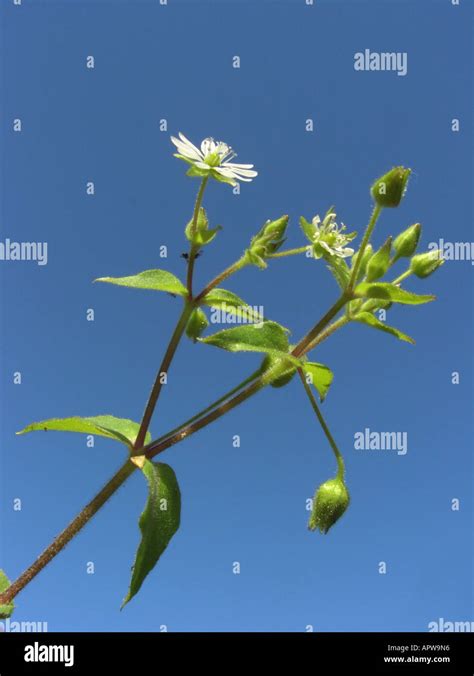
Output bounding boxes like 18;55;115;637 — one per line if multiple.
133;302;193;452
186;177;209;297
392;269;412;285
0;460;136;606
1;268;350;605
267;246;310;259
304;314;350;353
147;368;262;448
348;204;382;289
298;370;345;479
193;255;247;304
292;293;350;358
134;178;211;451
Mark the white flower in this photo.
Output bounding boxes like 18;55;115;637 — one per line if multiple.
171;132;257;186
311;211;356;259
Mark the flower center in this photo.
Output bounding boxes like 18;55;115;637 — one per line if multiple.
204;152;221;167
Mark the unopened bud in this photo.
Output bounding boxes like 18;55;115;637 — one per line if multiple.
365;237;392;282
371;166;411;208
410;249;444;278
393;223;421;261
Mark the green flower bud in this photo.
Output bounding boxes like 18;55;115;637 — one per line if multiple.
393;223;421;261
410;249;444;278
185;307;208;341
247;215;289;268
262;215;289;241
365;237;392;282
308;476;350;534
351;244;374;281
371;166;411;208
260;352;296;388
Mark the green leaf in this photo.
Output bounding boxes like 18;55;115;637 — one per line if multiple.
17;415;151;449
95;270;188;297
201;288;264;322
302;362;334;401
355;282;435;305
0;570;14;619
354;312;415;344
199;321;291;357
122;461;181;608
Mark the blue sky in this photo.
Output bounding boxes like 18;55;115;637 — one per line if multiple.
0;0;472;631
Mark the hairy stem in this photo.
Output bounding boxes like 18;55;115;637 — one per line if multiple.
298;370;345;479
133;302;193;451
348;204;382;289
193;255;247;305
186;177;209;297
1;260;351;605
0;461;136;606
267;246;309;259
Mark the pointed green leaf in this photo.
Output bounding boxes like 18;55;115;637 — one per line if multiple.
201;288;263;322
199;321;291;356
302;362;334;401
355;282;435;305
122;461;181;608
17;415;151;449
354;312;415;344
0;570;14;619
95;270;188;297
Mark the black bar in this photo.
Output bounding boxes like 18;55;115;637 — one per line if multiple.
0;632;472;674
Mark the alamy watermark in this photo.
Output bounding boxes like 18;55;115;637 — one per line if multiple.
428;618;474;632
428;239;474;264
209;303;264;326
354;427;408;455
354;49;408;77
0;239;48;266
0;618;48;632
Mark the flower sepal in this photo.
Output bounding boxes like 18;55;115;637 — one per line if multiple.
185;207;222;247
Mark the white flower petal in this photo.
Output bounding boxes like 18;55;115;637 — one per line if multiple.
171;136;203;161
223;163;257;178
214;166;238;179
224;162;254;170
176;133;203;159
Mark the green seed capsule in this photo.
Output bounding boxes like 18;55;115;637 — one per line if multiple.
308;476;350;534
185;307;208;341
260;353;297;388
